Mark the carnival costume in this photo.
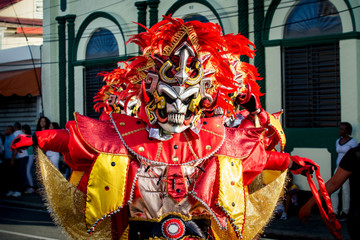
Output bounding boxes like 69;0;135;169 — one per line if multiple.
12;16;342;239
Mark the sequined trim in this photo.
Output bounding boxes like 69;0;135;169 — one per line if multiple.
109;112;226;166
189;174;225;231
188;190;226;231
88;205;124;234
127;167;141;205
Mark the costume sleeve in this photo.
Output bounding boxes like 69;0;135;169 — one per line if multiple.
240;109;285;151
264;151;290;171
35;120;98;171
36;129;70;152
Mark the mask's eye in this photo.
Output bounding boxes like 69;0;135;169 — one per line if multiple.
182;94;196;105
163;91;176;104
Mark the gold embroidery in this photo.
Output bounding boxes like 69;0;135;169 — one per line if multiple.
121;127;146;137
182;132;199;159
162;26;187;56
155;142;163;161
186;25;200;54
128;57;155;84
201;128;224;138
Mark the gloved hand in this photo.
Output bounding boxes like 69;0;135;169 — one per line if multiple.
290;156;318;176
11;134;34;152
236;84;262;114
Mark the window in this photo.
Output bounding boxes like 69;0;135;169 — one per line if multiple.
85;28;118;118
284;0;342;39
183;14;209;23
283;0;341;128
284;43;340;127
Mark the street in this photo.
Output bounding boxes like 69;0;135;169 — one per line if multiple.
0;205;279;240
0;206;67;240
0;204;346;240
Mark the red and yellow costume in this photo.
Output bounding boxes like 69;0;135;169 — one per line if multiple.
35;109;288;239
13;16;341;239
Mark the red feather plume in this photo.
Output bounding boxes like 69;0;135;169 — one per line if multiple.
94;15;263;119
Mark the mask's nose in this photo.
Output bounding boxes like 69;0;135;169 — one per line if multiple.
173;99;183;112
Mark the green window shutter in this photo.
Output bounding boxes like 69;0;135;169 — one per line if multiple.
283;42;340;128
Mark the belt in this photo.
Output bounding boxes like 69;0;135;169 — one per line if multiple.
129;215;211;240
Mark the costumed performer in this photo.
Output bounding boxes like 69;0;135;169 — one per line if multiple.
11;16;341;240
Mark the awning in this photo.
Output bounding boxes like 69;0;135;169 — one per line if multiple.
0;68;41;96
16;27;43;35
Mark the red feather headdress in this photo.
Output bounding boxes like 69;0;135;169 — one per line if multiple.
94;16;263;119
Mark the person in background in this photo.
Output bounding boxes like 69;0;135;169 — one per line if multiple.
0;136;3;164
50;122;60;130
281;172;299;220
331;122;357;221
299;145;360;240
46;122;61;169
0;137;3;191
274;172;299;220
9;122;29;197
3;126;15;161
36;116;51;132
21;124;35;194
3;126;15;195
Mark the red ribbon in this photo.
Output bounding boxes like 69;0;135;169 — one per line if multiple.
306;163;342;240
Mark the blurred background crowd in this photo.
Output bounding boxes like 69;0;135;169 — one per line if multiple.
0;116;70;197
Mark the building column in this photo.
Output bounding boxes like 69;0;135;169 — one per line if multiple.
147;0;160;28
253;0;265;107
135;1;147;33
238;0;249;63
55;16;67;128
340;39;360;141
60;0;66;12
66;14;76;121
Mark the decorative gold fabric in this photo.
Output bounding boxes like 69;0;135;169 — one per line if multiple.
242;170;287;240
36;148;112;239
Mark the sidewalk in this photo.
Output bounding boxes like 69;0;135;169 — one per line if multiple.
263;215;350;240
0;193;351;240
0;192;45;210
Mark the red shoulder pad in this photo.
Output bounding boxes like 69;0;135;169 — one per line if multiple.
75;113;128;155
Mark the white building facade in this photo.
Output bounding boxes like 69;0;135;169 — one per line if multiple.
42;0;360;189
0;0;43;132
